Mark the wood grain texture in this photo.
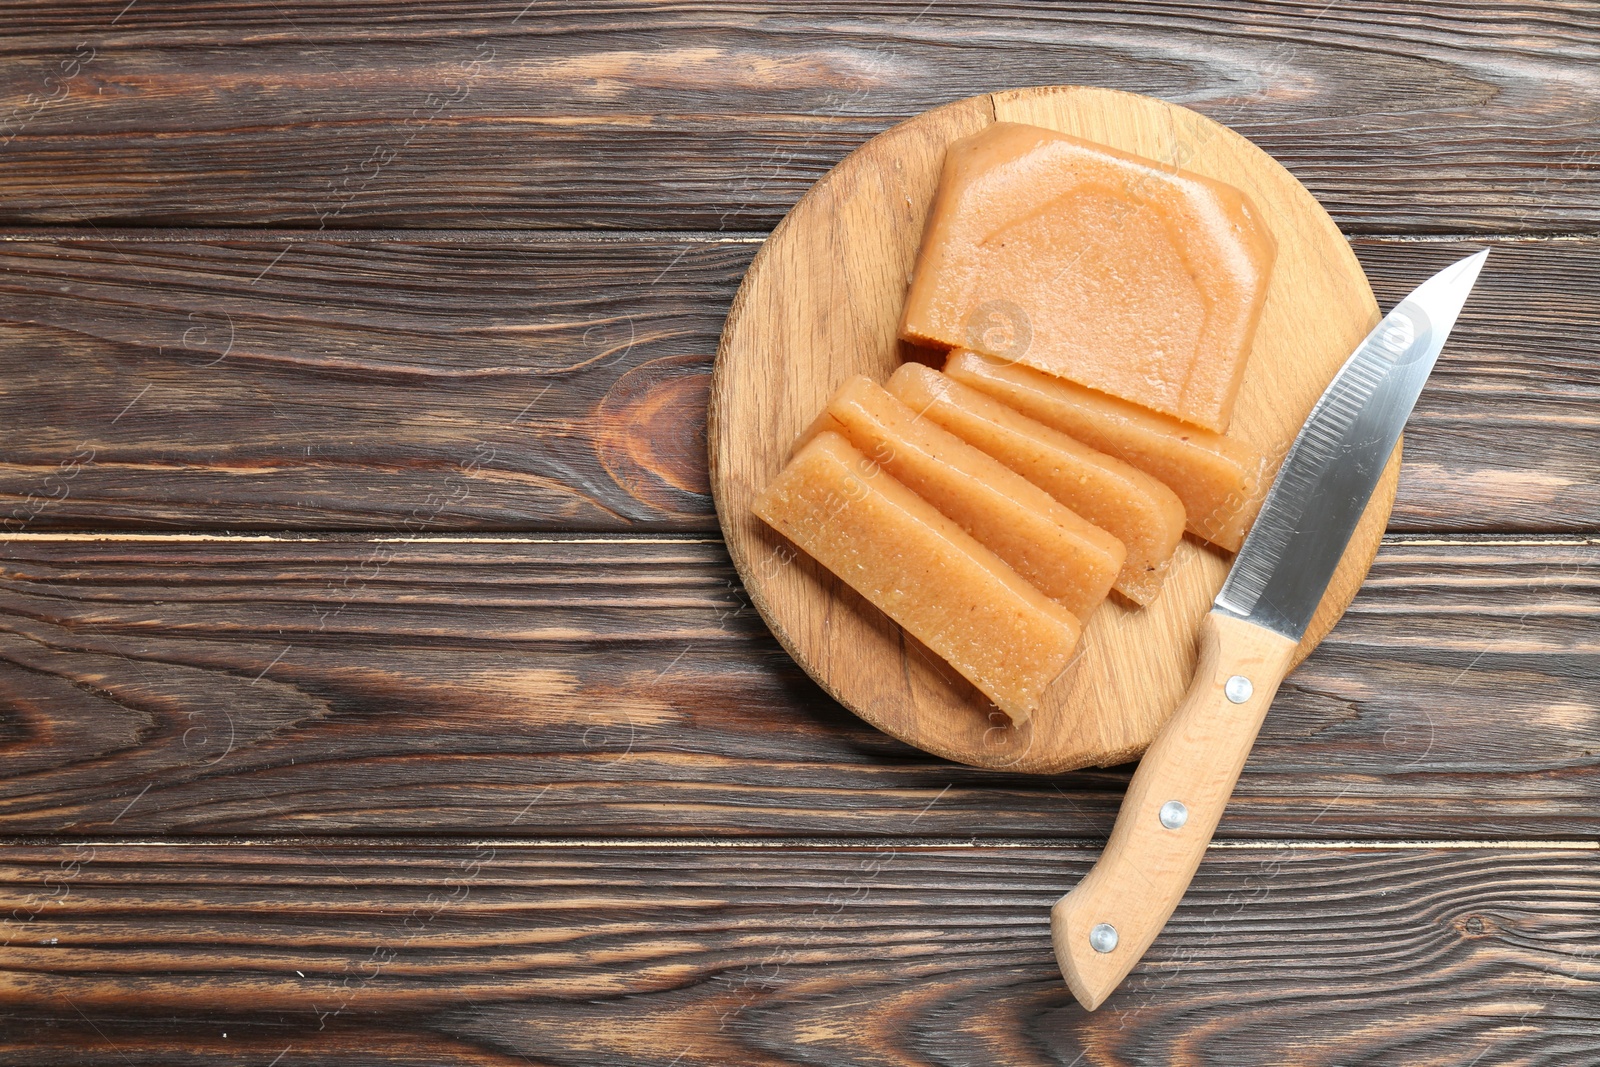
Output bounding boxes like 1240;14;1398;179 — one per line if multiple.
0;2;1595;232
0;534;1595;838
0;231;1591;533
1366;239;1600;533
0;840;1597;1065
713;86;1391;773
0;231;733;530
0;1;1593;1051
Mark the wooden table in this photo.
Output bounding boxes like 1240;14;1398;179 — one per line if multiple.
1;3;1596;1063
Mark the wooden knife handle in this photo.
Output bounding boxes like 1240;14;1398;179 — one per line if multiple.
1052;610;1299;1011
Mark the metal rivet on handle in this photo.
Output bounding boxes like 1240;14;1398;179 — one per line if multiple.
1159;800;1189;830
1089;923;1118;954
1224;675;1253;704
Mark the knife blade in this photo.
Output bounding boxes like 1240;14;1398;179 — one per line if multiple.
1051;249;1490;1012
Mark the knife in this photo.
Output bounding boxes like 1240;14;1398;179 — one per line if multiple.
1051;249;1490;1012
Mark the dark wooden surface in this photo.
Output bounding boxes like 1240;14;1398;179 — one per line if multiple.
1;2;1596;232
1;2;1597;1063
3;841;1598;1066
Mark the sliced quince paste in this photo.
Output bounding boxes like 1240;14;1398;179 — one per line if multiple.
945;350;1268;553
752;431;1082;723
798;375;1123;621
900;121;1277;434
886;362;1185;606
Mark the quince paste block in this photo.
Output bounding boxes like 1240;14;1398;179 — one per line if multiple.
886;362;1185;607
901;121;1277;433
752;431;1082;723
945;350;1268;553
799;375;1124;621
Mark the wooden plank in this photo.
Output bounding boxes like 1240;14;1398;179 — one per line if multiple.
0;2;1595;232
0;534;1595;838
0;231;739;531
0;840;1596;1064
1363;239;1600;532
1;232;1593;532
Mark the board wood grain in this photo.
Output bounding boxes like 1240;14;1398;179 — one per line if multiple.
0;2;1594;232
713;86;1392;773
0;232;732;531
0;841;1596;1065
0;534;1595;839
0;232;1587;532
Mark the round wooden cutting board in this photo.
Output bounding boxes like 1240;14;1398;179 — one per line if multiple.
709;86;1393;774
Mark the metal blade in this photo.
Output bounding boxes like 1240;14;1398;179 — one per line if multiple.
1215;250;1489;639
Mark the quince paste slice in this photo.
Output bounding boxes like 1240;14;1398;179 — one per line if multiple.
901;121;1277;434
945;350;1268;553
799;375;1123;621
886;362;1185;606
752;431;1082;723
